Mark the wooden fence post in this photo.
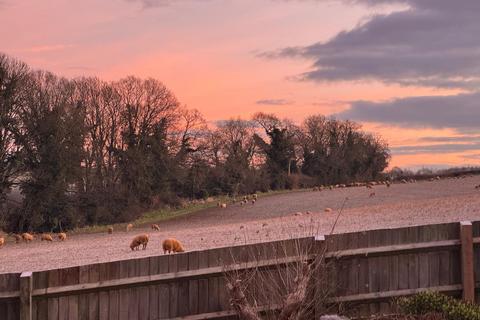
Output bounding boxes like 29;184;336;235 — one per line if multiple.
20;271;33;320
460;221;475;302
314;235;326;320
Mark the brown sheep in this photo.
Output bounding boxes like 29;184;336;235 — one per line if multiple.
107;227;114;234
22;233;34;242
324;208;333;213
12;234;22;243
0;237;4;248
162;238;185;254
41;234;53;242
151;224;160;231
130;234;149;251
58;232;67;241
126;223;134;232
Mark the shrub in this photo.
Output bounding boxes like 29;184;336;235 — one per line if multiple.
398;291;480;320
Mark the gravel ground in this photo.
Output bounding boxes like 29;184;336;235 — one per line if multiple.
1;176;480;274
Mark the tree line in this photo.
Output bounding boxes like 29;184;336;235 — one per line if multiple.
0;53;390;232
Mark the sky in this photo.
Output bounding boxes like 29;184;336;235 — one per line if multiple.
1;0;480;169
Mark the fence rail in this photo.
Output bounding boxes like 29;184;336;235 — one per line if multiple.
1;220;479;319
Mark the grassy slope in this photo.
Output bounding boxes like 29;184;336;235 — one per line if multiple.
72;188;305;235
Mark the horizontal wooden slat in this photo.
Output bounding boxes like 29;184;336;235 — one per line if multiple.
169;303;281;319
325;239;466;259
31;254;316;297
0;290;20;299
328;284;463;303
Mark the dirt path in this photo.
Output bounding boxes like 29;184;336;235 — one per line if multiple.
1;176;480;273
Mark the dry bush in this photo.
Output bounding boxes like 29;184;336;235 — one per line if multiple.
223;198;350;320
224;237;337;320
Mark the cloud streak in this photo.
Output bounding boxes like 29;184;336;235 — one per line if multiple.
125;0;172;8
19;44;75;53
124;0;207;8
391;142;480;155
256;99;293;106
335;92;480;131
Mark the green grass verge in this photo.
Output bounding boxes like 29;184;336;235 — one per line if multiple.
71;188;308;235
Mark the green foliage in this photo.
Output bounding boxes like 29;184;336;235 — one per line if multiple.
398;291;480;320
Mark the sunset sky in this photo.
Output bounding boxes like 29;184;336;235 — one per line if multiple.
1;0;479;169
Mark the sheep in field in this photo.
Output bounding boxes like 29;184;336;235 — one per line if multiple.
126;223;133;232
220;203;227;208
162;238;185;254
12;234;22;243
41;234;53;242
151;224;160;231
58;233;67;241
22;233;34;242
324;208;333;213
107;227;114;234
130;234;149;251
0;237;4;248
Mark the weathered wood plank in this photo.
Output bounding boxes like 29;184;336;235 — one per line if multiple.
407;227;419;290
67;267;79;320
188;251;199;315
107;262;120;320
33;271;47;320
47;269;60;320
127;259;139;320
137;257;150;320
148;256;159;320
177;252;190;316
197;250;209;315
118;260;130;320
169;253;179;318
367;230;380;314
77;266;89;320
325;239;461;259
20;272;33;320
207;249;219;313
397;228;410;292
329;284;463;303
378;230;391;314
158;254;170;319
87;264;100;320
460;221;475;302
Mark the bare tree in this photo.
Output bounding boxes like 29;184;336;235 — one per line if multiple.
225;238;334;320
0;53;29;204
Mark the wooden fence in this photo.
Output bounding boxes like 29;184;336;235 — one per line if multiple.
1;220;479;320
